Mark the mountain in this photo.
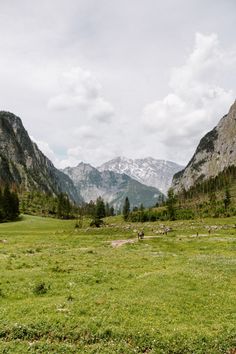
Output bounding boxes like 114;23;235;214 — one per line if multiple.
63;162;164;209
172;100;236;193
0;111;81;203
98;157;183;194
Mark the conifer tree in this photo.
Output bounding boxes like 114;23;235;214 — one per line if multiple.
224;188;231;210
123;197;130;221
95;197;106;219
166;188;177;220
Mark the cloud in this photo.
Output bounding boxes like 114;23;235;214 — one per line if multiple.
142;33;235;163
48;66;114;123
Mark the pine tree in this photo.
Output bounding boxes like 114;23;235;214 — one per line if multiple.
109;206;115;217
166;188;177;220
57;193;72;219
123;197;130;221
10;190;19;220
224;188;231;210
95;197;106;219
3;185;12;220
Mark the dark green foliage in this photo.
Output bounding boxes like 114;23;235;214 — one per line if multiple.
195;127;218;154
180;165;236;199
90;217;104;228
129;208;168;222
57;193;72;219
89;197;111;227
95;197;106;219
0;185;20;222
175;208;195;220
33;282;48;295
209;191;217;214
224;188;231;210
176;165;236;218
80;200;96;217
77;199;115;224
109;205;115;217
123;197;130;221
166;188;177;220
19;191;77;219
20;191;58;216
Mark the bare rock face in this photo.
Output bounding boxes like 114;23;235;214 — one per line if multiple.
98;157;183;195
63;162;164;210
172;100;236;193
0;111;81;203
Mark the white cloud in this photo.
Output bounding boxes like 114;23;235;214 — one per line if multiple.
48;66;114;123
142;33;235;163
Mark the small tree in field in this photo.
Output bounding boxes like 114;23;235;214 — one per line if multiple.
123;197;130;221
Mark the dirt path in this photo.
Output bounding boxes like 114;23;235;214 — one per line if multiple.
110;233;231;248
111;239;136;247
111;235;163;248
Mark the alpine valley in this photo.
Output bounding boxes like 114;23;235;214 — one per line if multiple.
0;110;181;210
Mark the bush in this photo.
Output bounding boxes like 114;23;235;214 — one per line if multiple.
33;282;48;295
90;218;104;228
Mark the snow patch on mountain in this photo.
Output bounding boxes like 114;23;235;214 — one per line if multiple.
98;157;183;194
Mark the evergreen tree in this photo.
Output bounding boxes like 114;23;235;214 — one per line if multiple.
57;193;72;219
109;206;115;217
166;188;177;220
0;186;19;221
10;190;20;220
95;197;106;219
209;191;217;215
123;197;130;221
3;185;12;220
224;188;231;210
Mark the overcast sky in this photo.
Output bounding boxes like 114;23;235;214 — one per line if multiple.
0;0;235;168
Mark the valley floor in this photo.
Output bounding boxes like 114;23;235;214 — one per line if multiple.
0;215;235;353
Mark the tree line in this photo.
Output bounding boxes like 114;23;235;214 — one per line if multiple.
122;181;235;222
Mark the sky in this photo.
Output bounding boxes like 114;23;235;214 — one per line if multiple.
0;0;235;168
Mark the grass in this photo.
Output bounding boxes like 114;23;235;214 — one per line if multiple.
0;214;235;353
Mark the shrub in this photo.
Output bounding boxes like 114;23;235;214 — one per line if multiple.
33;282;48;295
90;218;104;228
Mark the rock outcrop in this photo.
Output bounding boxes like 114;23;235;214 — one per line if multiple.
0;111;81;203
172;100;236;193
63;162;164;209
98;157;183;195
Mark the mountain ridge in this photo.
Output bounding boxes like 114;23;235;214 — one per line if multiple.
63;162;164;210
98;156;183;194
0;111;82;203
172;100;236;193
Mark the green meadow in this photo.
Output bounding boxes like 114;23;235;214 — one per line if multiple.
0;215;235;353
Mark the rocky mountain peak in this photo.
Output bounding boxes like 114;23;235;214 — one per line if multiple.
98;156;183;194
172;100;236;193
0;111;81;203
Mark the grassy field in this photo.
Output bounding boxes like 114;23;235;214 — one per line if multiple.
0;215;235;353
